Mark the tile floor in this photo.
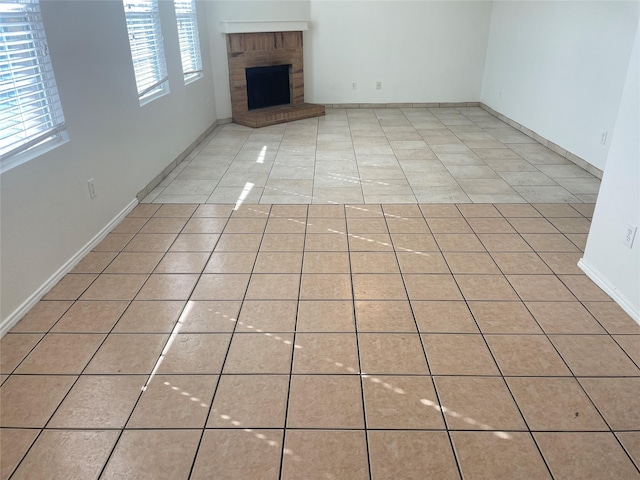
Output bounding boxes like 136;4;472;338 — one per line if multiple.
142;107;601;206
2;202;639;479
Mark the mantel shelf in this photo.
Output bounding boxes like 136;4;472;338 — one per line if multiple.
220;20;309;34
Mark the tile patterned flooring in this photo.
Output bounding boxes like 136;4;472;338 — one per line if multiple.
142;107;601;205
2;202;639;479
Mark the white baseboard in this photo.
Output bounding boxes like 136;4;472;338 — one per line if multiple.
0;198;139;337
578;258;640;325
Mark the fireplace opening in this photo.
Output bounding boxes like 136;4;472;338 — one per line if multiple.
246;64;291;110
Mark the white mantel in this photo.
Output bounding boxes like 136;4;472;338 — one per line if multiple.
220;20;309;34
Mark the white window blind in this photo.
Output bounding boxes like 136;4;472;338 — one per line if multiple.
174;0;202;83
0;0;66;162
123;0;168;102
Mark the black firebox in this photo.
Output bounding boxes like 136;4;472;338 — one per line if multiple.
246;64;291;110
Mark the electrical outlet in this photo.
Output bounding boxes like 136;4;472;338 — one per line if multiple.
600;131;608;145
88;178;97;199
376;81;382;90
623;223;637;248
352;82;357;90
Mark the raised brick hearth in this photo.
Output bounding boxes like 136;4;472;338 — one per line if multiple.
225;31;325;127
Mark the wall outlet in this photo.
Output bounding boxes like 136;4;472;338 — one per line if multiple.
88;178;97;199
376;81;382;90
600;131;608;145
352;82;357;90
623;223;637;248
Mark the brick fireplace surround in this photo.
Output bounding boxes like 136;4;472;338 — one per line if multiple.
225;30;325;127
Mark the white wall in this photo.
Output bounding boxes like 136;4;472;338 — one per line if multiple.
580;21;640;322
306;1;492;104
206;1;311;119
0;1;217;324
481;1;639;170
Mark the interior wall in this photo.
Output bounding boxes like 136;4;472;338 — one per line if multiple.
305;0;492;104
481;1;639;170
580;21;640;321
0;0;217;323
206;1;311;119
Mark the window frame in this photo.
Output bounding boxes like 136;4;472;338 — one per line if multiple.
174;0;203;85
122;0;170;105
0;0;68;172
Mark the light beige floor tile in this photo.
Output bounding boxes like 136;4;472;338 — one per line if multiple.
281;430;368;480
363;375;444;429
536;432;639;480
49;375;145;428
455;274;519;301
506;275;576;301
71;251;118;273
0;429;39;480
579;377;640;430
43;274;98;300
157;333;230;374
507;377;608;431
422;334;499;375
223;333;293;374
208;375;289;428
353;273;408;300
287;375;364;428
486;334;571;376
10;430;119;480
435;376;526;430
102;430;201;480
412;301;478;333
0;375;75;427
15;333;104;374
128;375;217;428
192;429;283;480
368;431;459;480
213;234;262;252
179;300;241;332
191;274;250;300
452;432;551;480
293;333;359;374
358;333;428;374
10;301;72;333
0;334;43;373
296;300;355;332
85;334;168;374
468;301;542;333
302;251;350;273
204;252;257;273
253;252;303;274
616;432;640;469
550;334;640;376
236;300;297;332
355;300;416;332
136;274;199;301
583;302;640;334
300;273;352;300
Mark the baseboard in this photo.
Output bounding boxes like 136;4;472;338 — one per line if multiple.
325;102;480;109
0;198;139;337
479;103;603;180
578;258;640;325
136;119;225;201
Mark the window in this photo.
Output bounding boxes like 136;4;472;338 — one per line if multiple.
174;0;202;84
0;0;66;167
123;0;169;104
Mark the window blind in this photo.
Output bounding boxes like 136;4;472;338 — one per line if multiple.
174;0;202;83
0;0;65;161
123;0;168;100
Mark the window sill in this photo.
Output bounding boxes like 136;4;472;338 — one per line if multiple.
140;87;170;107
1;131;70;174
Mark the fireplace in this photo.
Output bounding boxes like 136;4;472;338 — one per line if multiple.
224;29;325;128
246;64;291;110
